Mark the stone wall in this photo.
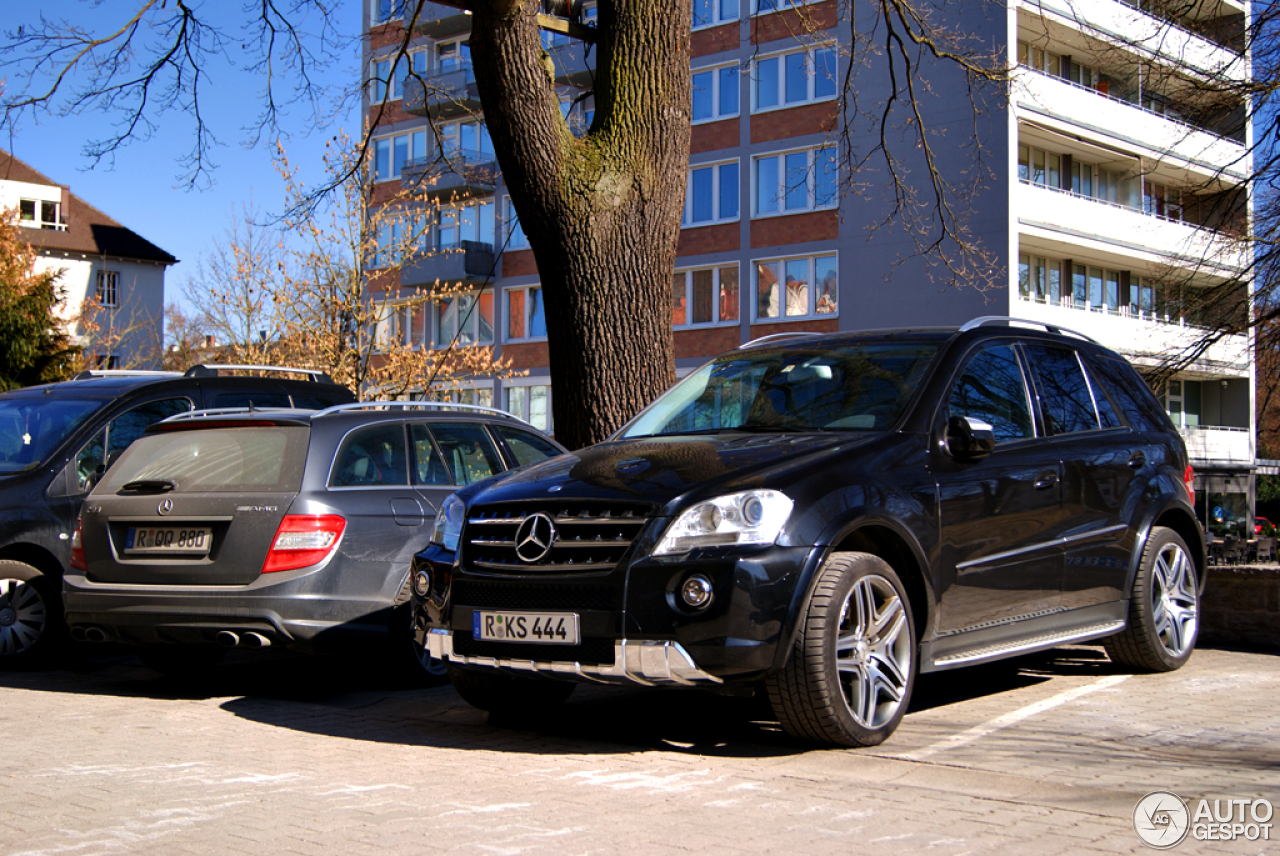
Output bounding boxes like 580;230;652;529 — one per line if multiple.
1200;565;1280;650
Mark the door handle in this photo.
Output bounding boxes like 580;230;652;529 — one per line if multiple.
1034;471;1059;490
1129;451;1146;470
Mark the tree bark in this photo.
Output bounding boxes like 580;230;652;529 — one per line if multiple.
468;0;691;450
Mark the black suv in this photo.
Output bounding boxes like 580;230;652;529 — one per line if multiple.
0;366;354;667
63;402;565;676
410;318;1204;746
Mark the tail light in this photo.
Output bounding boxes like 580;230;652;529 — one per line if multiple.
69;517;86;571
1184;464;1196;506
262;515;346;574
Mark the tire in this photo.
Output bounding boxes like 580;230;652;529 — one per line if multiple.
766;552;916;747
1104;527;1198;672
138;644;226;677
0;560;63;669
448;665;576;717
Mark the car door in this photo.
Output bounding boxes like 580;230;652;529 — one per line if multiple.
931;342;1065;635
1023;344;1140;611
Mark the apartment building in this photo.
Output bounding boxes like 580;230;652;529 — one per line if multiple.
1;149;176;369
361;0;1254;528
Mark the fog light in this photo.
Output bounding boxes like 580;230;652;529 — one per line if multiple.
413;570;431;597
680;574;714;609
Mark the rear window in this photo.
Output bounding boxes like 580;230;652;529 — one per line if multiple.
96;427;309;493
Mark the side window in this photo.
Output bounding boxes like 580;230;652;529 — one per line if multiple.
430;422;504;486
948;345;1034;443
211;392;294;409
1090;356;1163;432
330;423;409;487
493;425;563;467
75;397;193;493
1024;345;1100;435
409;424;453;486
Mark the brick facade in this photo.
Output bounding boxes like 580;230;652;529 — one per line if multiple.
692;119;740;154
675;326;742;359
501;250;538;278
750;211;839;249
750;102;838;144
503;340;550;369
677;222;740;257
692;22;738;56
749;318;839;339
749;1;838;45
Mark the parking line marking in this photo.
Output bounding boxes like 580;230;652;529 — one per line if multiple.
902;674;1130;761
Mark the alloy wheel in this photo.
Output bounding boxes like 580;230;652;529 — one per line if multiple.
0;577;47;657
1150;541;1197;659
834;574;912;729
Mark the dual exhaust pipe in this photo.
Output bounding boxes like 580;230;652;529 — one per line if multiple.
71;626;272;648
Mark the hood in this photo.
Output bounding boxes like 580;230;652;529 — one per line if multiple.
472;431;881;510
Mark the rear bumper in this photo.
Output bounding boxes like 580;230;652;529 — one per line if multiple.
62;574;398;649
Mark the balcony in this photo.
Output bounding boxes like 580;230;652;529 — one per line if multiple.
1180;425;1252;467
404;64;480;119
1021;0;1246;80
409;2;473;38
401;149;498;200
1014;69;1248;167
1015;181;1246;274
401;240;496;290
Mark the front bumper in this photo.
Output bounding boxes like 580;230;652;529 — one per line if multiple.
422;628;722;686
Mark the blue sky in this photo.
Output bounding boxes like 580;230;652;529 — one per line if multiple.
0;1;360;315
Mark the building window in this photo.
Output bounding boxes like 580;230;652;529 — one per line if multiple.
437;291;494;347
753;0;814;14
374;301;424;351
437;39;471;74
436;201;495;251
371;0;410;24
506;286;547;341
754;254;837;320
19;198;61;230
1017;145;1061;189
371;209;430;268
95;271;119;307
439;119;494;159
753;45;836;111
754;146;837;215
694;0;738;27
692;64;740;122
1016;41;1062;76
369;51;426;103
673;265;739;328
503;197;529;249
373;129;427;181
684;160;740;226
507;384;553;433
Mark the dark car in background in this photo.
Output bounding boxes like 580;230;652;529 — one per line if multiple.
63;402;565;677
0;366;353;667
411;318;1204;746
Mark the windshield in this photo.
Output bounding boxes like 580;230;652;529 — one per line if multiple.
0;397;105;475
621;343;939;438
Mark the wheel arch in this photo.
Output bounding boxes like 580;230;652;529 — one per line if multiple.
0;542;65;583
1129;503;1206;595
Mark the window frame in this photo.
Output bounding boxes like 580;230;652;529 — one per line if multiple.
692;62;741;124
505;285;548;342
435;289;495;349
502;196;529;249
751;253;839;322
672;264;741;329
372;129;428;182
95;270;119;308
693;0;740;29
751;43;838;112
752;145;838;217
504;380;554;434
684;159;741;226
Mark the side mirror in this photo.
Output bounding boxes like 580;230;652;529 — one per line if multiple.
946;416;996;461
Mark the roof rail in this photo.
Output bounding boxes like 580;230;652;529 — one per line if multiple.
314;400;536;429
162;407;302;423
72;370;182;380
958;316;1097;343
738;331;823;350
182;364;336;383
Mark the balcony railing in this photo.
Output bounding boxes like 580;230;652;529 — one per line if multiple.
1179;424;1252;465
1118;0;1246;55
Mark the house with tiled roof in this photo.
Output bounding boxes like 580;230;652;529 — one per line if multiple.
0;148;176;368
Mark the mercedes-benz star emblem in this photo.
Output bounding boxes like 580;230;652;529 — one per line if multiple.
514;513;557;563
157;499;173;516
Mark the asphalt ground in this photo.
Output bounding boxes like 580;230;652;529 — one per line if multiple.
1;642;1276;855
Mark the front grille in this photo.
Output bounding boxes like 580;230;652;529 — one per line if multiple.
464;500;651;574
451;580;617;611
452;632;616;666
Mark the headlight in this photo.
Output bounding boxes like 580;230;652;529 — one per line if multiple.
654;489;793;555
430;493;465;552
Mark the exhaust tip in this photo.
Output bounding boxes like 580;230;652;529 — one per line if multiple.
240;632;272;648
84;627;108;643
215;630;241;648
69;626;88;642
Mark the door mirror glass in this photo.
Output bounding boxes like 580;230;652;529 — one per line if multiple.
946;416;996;461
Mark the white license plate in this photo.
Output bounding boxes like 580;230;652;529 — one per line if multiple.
124;527;212;555
473;611;580;645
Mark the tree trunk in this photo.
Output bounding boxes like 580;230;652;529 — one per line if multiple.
468;0;691;450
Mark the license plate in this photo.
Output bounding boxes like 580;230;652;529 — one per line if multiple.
473;611;580;645
124;527;212;555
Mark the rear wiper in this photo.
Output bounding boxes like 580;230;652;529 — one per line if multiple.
120;479;177;494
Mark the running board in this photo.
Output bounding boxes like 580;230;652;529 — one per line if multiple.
928;621;1126;670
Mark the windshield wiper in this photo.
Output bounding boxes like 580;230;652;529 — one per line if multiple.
120;479;177;494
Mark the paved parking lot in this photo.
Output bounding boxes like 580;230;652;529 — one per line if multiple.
1;643;1276;855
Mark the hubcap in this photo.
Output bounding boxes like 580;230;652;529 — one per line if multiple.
1151;542;1197;658
834;574;911;729
0;578;47;656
